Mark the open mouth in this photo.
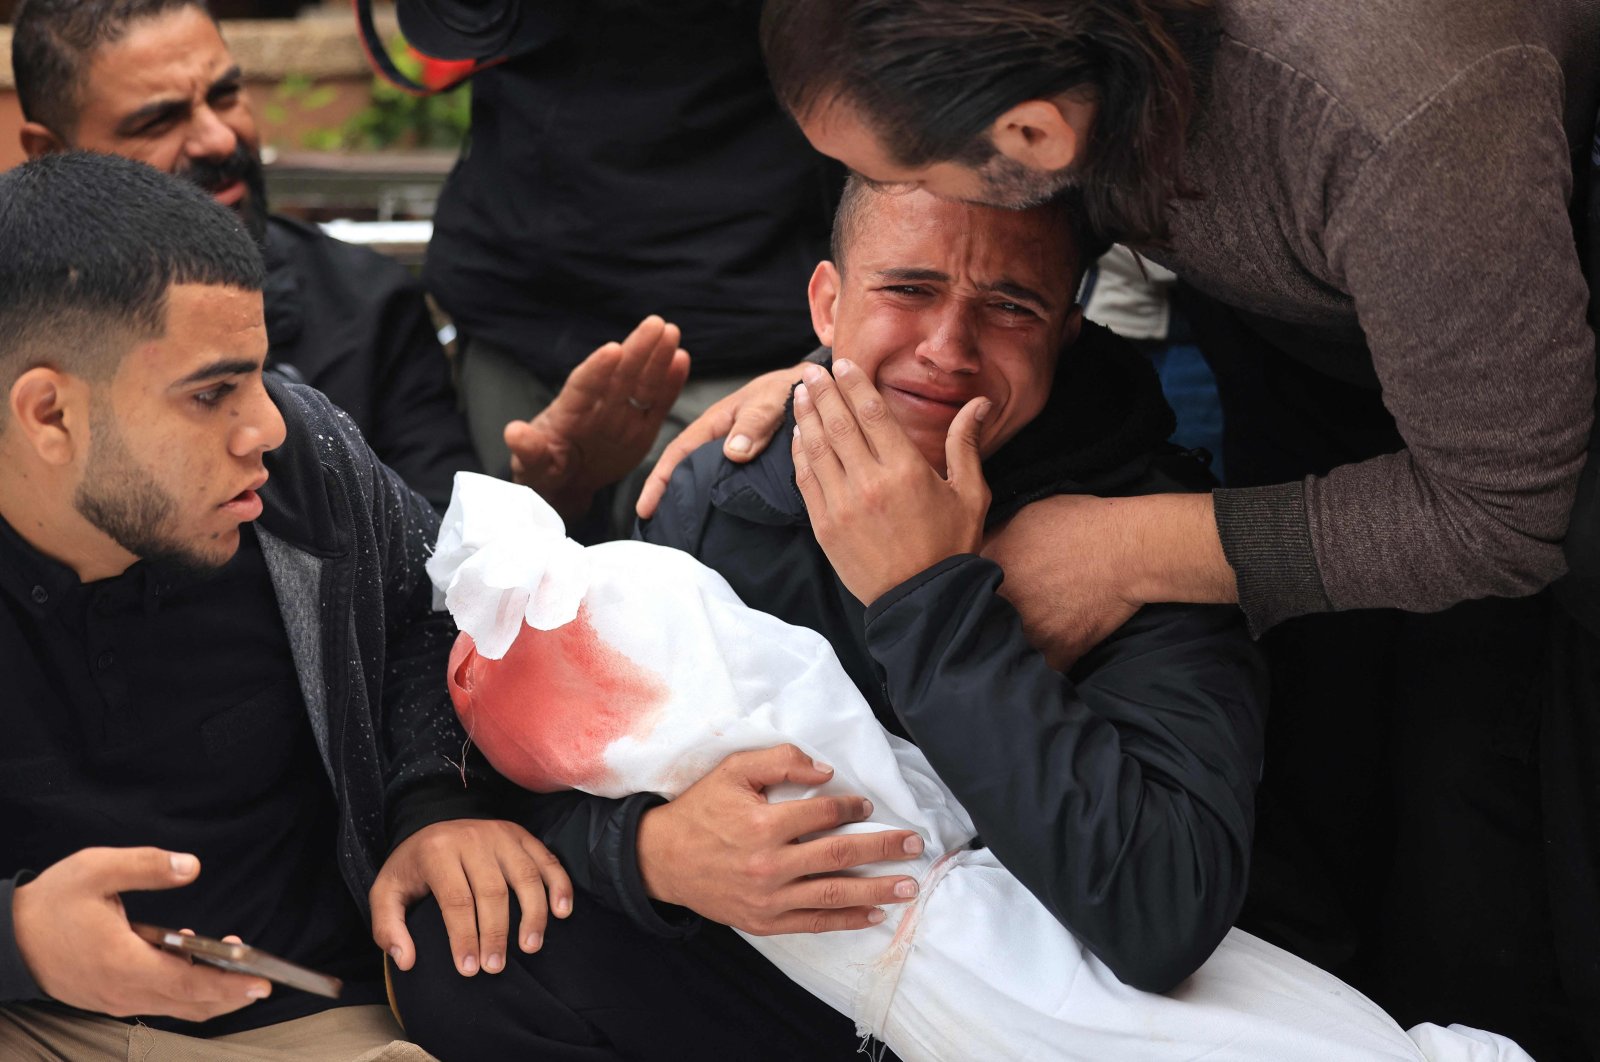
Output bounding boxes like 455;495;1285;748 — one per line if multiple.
220;475;267;520
219;489;262;519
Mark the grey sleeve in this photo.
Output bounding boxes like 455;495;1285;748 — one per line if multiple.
1217;49;1594;632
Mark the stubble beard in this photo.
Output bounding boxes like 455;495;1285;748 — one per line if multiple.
73;405;230;582
972;153;1077;210
180;142;271;244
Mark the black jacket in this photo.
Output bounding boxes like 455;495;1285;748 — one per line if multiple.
252;376;502;888
0;377;498;1002
402;0;838;382
264;216;480;510
536;322;1268;992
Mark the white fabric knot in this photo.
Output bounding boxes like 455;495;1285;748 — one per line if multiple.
425;472;590;659
852;846;970;1045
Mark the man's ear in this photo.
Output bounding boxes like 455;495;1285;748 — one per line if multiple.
988;94;1094;174
807;260;841;349
1062;304;1085;347
9;367;88;466
19;122;68;160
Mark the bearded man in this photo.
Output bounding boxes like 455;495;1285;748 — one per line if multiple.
0;152;570;1061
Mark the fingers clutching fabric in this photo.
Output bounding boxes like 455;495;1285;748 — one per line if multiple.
634;745;924;936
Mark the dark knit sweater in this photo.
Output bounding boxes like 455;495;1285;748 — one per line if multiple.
1142;0;1600;631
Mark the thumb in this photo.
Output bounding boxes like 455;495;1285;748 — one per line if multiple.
81;847;200;894
944;397;990;491
724;400;780;464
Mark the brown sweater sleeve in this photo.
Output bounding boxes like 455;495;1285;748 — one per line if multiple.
1217;46;1595;633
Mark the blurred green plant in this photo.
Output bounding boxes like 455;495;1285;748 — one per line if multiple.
337;42;472;151
262;71;339;134
265;42;471;152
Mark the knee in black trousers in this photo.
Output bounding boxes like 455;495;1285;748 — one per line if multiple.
391;893;864;1062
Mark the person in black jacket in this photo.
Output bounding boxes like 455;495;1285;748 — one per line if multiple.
394;0;838;532
389;179;1265;1060
258;214;476;510
9;0;478;511
12;0;689;520
0;154;568;1059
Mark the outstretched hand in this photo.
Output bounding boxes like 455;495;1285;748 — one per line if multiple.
506;315;690;521
791;359;990;605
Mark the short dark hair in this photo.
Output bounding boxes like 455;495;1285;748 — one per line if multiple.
762;0;1216;247
0;152;265;397
829;174;1109;294
11;0;214;136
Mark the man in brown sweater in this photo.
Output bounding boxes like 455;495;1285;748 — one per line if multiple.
641;0;1600;1056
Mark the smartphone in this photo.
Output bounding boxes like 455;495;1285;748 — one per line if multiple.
130;923;344;999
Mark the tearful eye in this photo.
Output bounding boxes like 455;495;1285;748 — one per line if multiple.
992;301;1039;320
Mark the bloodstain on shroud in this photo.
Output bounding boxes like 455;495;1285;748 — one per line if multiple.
448;605;669;793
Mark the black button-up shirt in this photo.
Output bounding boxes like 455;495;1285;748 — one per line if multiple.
0;515;383;1034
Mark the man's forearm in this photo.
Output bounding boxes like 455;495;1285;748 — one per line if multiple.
989;492;1236;609
1121;492;1238;606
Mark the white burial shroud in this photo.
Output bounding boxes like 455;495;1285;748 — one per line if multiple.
428;472;1529;1062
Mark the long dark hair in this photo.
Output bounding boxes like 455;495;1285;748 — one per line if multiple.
762;0;1216;246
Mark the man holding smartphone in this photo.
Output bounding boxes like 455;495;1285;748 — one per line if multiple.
0;154;569;1059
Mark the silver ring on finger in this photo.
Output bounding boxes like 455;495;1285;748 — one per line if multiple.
626;396;654;413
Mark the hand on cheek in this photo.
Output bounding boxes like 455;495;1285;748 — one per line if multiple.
791;360;991;605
